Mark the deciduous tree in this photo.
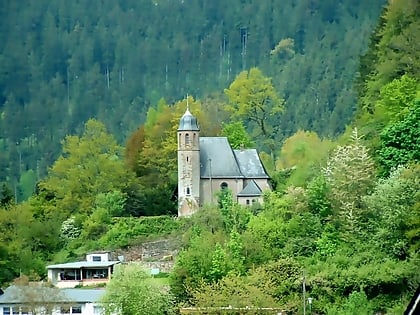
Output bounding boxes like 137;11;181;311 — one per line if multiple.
224;68;284;141
102;264;174;315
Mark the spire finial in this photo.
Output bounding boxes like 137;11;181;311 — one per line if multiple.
186;93;189;111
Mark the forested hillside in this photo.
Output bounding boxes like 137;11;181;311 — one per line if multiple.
1;0;419;313
0;0;385;200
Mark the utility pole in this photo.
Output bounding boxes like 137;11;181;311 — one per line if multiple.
303;270;307;315
208;158;213;203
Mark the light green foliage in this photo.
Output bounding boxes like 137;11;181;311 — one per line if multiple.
95;190;126;217
306;176;332;220
187;273;279;310
170;231;225;302
226;228;245;274
220;121;254;149
276;130;334;187
376;75;419;123
270;38;295;57
218;189;251;232
323;129;375;233
97;215;180;249
357;76;419;152
246;190;322;259
224;67;284;141
208;243;229;282
315;224;339;258
102;264;174;315
326;290;373;315
39;119;134;217
0;202;58;283
364;165;420;257
81;191;127;240
253;258;302;310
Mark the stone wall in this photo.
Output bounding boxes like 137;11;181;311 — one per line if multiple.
113;238;179;272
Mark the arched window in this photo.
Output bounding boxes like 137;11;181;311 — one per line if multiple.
185;133;190;145
186;156;189;162
220;182;228;190
186;187;191;195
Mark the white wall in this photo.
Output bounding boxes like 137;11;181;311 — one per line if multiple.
0;303;105;315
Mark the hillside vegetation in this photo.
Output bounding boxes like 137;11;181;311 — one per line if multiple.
0;0;419;313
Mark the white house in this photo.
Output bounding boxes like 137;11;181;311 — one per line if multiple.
47;253;120;288
0;285;106;315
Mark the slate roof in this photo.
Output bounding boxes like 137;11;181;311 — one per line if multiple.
47;261;120;269
0;285;105;303
178;109;200;131
199;137;269;179
233;149;270;178
200;137;243;178
237;180;263;197
62;288;105;302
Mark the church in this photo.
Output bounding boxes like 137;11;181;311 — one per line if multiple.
177;107;271;216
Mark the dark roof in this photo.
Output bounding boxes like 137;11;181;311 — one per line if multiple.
237;180;263;197
200;137;243;178
199;137;269;179
47;261;120;269
0;285;105;303
178;109;199;131
233;149;270;178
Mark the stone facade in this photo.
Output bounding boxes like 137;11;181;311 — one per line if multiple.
177;108;271;216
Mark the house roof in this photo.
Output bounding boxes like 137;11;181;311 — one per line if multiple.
200;137;243;178
62;288;105;302
233;149;270;178
0;285;105;304
47;261;120;269
199;137;269;179
237;180;263;197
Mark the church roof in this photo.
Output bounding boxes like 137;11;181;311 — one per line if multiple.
237;180;263;196
233;149;270;178
200;137;243;178
178;108;199;131
199;137;269;179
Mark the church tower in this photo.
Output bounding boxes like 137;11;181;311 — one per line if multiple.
177;105;200;216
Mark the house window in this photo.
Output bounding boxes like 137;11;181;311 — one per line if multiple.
3;307;11;315
186;187;191;195
12;308;19;315
220;182;228;190
186;156;189;163
246;199;250;205
20;308;30;315
92;256;102;262
61;307;71;314
71;306;82;314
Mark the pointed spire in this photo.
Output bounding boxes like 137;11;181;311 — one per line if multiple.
186;93;190;111
178;94;199;131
